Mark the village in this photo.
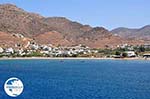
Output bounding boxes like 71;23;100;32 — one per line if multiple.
0;40;150;59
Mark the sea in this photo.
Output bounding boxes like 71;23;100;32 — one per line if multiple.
0;59;150;99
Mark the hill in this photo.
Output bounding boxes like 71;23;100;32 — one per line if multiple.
0;4;142;48
111;25;150;42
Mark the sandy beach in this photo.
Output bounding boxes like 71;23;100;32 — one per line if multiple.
0;57;149;60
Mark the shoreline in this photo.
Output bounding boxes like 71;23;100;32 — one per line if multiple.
0;57;149;60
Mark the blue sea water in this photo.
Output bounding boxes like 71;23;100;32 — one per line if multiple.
0;59;150;99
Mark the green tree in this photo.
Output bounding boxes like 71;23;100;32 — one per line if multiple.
122;53;127;57
139;46;145;52
115;51;121;55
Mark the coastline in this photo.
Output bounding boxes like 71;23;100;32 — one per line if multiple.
0;57;149;60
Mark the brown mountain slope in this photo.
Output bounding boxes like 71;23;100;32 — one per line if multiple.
0;31;31;48
0;4;53;37
43;17;93;40
77;27;125;48
34;31;71;46
0;4;128;48
42;18;125;48
111;25;150;42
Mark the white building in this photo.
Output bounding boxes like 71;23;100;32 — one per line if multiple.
5;48;14;54
0;47;4;53
125;51;136;57
16;49;26;56
30;44;39;50
143;44;150;49
41;45;52;51
40;51;49;54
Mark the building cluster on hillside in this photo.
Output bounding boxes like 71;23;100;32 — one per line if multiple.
0;41;96;57
0;41;150;58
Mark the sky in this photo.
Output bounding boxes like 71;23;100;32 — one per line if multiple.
0;0;150;30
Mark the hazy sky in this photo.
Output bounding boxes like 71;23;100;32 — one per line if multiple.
0;0;150;30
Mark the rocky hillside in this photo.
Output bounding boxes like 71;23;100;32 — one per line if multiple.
0;4;53;37
0;32;31;48
0;4;137;48
111;25;150;41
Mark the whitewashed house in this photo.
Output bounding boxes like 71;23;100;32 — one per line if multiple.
30;44;39;50
5;48;14;54
125;51;136;57
40;51;49;54
0;47;4;53
41;45;52;51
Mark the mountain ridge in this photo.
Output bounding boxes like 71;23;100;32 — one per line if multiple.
0;4;148;48
111;25;150;41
